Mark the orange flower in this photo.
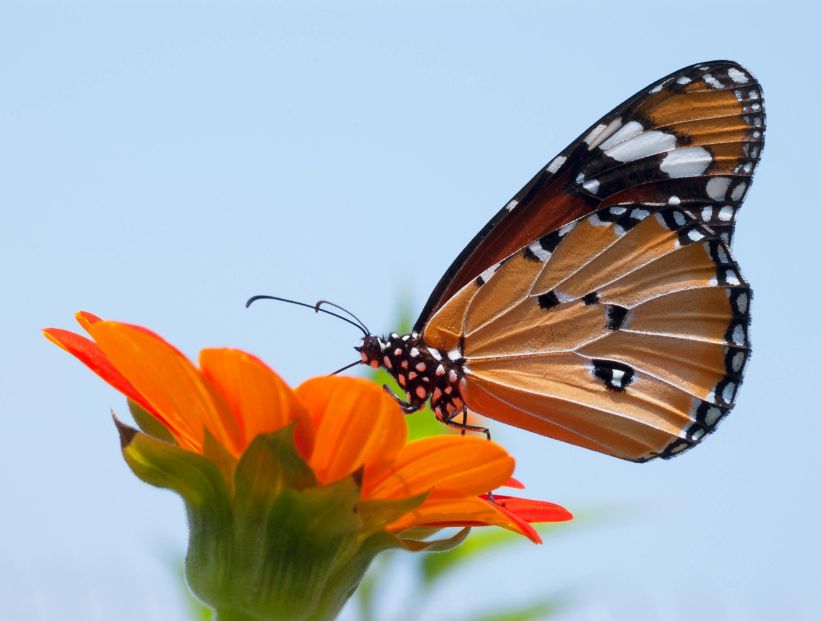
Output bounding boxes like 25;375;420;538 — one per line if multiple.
45;312;571;542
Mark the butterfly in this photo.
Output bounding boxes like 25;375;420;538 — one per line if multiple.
255;60;764;462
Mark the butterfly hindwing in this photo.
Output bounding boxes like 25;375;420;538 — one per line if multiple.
416;61;764;332
422;204;750;461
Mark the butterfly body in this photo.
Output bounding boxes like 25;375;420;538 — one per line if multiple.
357;333;468;424
357;61;763;462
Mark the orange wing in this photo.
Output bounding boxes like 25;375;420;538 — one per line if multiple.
423;204;749;462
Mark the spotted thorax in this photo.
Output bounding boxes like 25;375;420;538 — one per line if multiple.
356;333;487;435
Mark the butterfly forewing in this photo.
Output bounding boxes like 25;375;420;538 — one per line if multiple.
416;61;764;332
422;204;750;461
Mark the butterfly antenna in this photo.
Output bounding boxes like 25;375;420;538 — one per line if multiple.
246;295;369;336
314;299;371;335
328;359;363;376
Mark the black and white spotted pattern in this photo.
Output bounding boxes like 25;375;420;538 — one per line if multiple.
357;333;467;423
556;61;765;245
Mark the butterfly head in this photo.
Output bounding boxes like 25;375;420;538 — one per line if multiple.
356;335;386;369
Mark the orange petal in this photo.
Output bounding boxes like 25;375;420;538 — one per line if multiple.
295;377;407;485
87;322;241;455
199;349;313;455
76;311;103;332
387;491;536;540
503;477;526;489
365;435;514;500
43;327;154;415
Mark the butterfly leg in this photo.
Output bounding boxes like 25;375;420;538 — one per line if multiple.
444;407;491;441
382;384;419;414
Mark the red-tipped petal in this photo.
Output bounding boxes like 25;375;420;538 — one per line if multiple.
43;327;153;415
87;321;242;455
482;494;573;525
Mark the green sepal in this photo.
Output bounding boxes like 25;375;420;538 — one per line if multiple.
190;475;366;621
114;415;231;515
203;428;238;495
233;424;317;518
127;399;176;443
357;492;428;534
396;526;471;553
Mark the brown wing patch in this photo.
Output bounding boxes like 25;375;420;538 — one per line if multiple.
424;204;750;461
625;287;736;343
464;359;694;461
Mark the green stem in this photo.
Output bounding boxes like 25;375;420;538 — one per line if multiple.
214;609;262;621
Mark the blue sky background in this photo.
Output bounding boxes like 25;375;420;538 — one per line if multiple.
2;1;819;619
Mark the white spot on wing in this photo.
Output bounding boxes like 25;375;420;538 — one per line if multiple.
584;123;607;146
704;406;722;426
703;73;723;89
722;382;736;403
687;228;705;242
728;67;750;84
732;324;745;343
732;351;744;372
718;206;734;222
701;206;713;221
676;76;692;85
527;240;550;261
715;244;730;264
649;78;671;94
546;155;567;173
659;147;712;177
604;130;677;163
599;120;645;151
582;178;600;194
668;195;681;206
725;270;741;286
736;291;749;313
504;199;518;212
706;177;731;201
731;182;747;201
585;117;623;149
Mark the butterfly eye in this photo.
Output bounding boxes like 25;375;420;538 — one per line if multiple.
356;335;383;363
